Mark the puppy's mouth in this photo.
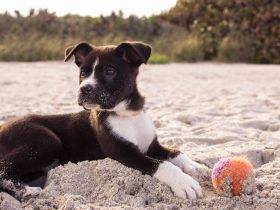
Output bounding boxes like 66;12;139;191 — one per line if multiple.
79;100;100;111
80;100;118;112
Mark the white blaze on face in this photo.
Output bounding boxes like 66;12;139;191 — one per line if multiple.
79;57;99;89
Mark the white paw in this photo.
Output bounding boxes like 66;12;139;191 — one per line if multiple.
154;161;203;199
183;160;211;181
170;154;211;181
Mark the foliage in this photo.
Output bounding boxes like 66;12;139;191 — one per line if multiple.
0;10;175;62
217;36;255;63
162;0;280;64
172;36;205;62
0;1;279;64
148;53;170;64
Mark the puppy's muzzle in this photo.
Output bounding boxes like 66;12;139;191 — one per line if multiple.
78;85;94;105
80;85;93;96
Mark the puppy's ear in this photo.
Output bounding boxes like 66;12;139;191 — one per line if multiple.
116;41;152;66
64;42;93;66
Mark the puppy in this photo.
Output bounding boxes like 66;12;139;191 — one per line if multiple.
0;41;208;200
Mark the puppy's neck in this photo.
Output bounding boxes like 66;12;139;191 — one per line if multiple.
126;87;145;111
112;108;142;118
110;88;145;118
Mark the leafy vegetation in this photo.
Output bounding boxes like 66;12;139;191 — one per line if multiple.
0;0;279;63
0;10;180;62
148;53;170;64
162;0;280;64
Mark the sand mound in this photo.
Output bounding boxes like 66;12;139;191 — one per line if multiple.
7;158;274;210
24;159;185;209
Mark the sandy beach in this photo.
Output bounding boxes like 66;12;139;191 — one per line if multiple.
0;62;280;209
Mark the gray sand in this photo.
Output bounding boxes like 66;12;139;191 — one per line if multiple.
0;62;280;209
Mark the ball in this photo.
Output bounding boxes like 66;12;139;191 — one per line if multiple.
211;157;256;196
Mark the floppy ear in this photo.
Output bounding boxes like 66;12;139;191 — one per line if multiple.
64;42;93;66
116;41;152;66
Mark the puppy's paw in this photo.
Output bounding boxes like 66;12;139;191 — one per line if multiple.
183;161;211;182
154;161;203;199
172;172;203;199
171;154;211;181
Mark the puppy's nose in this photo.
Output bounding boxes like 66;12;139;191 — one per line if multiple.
80;85;93;95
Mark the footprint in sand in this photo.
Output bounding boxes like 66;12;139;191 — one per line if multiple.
175;114;207;125
240;120;280;132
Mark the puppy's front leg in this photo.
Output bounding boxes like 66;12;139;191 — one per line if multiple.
99;137;202;199
146;138;211;181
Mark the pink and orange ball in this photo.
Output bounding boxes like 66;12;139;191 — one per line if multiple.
211;157;256;196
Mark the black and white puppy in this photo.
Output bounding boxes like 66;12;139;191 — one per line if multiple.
0;41;208;200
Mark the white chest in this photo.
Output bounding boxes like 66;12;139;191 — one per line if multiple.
107;111;156;153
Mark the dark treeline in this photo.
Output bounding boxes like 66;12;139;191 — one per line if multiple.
0;0;279;63
163;0;280;63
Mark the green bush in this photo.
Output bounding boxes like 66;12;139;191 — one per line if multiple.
163;0;280;64
0;35;73;61
148;53;170;64
173;36;205;62
217;36;255;63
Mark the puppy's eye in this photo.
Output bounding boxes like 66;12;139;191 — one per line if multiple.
80;70;86;77
105;67;116;76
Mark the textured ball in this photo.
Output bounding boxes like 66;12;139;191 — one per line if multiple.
212;157;256;196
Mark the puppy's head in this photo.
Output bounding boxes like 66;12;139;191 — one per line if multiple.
65;41;151;111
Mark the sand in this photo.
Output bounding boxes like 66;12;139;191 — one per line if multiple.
0;62;280;209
